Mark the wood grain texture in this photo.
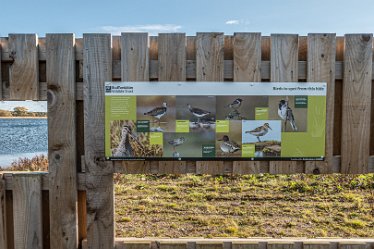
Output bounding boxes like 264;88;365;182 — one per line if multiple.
232;242;260;249
46;33;78;249
338;243;367;249
9;34;39;100
0;175;6;249
303;242;331;249
196;242;223;249
232;33;269;174
269;34;304;174
341;34;373;174
120;33;151;173
305;34;336;174
158;33;187;173
196;33;224;81
83;34;114;249
12;174;43;249
121;33;149;81
196;33;225;173
267;243;294;249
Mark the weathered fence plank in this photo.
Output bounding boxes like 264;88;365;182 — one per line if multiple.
0;175;6;249
158;33;188;174
303;242;331;249
341;34;373;174
267;242;294;249
269;34;304;174
305;34;337;174
83;33;114;249
117;33;152;173
196;32;226;174
8;34;39;100
232;32;269;174
232;242;260;249
12;174;43;249
47;33;78;249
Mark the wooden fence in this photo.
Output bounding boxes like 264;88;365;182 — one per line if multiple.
0;33;373;249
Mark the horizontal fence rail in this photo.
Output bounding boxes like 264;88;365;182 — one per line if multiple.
0;32;374;249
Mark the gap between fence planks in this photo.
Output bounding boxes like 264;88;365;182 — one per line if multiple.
12;174;43;249
83;33;114;249
47;33;78;249
0;175;6;249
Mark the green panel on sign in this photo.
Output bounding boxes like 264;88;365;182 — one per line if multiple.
150;132;163;145
105;95;137;157
255;107;269;120
176;120;190;133
281;96;325;157
202;144;215;157
136;120;150;132
295;96;308;108
242;144;255;157
216;120;229;133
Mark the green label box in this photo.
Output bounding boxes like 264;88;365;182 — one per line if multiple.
136;120;150;132
295;96;308;108
216;120;229;133
176;120;190;133
202;144;215;157
255;107;269;120
242;144;255;158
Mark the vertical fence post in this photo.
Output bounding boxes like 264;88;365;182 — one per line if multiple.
8;34;39;100
158;33;187;173
47;33;78;249
305;34;336;174
12;174;43;249
341;34;373;174
120;32;151;173
232;32;268;174
269;34;304;174
83;33;114;249
0;174;6;249
195;32;225;174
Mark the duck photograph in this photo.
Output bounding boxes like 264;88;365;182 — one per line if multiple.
215;120;242;157
176;96;216;132
163;132;215;158
215;96;268;120
137;96;176;132
242;120;281;157
110;120;163;158
268;96;307;132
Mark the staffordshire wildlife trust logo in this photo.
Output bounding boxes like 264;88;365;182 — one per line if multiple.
105;86;112;93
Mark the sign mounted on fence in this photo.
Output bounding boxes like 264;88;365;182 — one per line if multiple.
105;82;327;161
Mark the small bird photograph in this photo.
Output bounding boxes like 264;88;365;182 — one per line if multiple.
137;96;176;132
176;96;216;132
268;96;307;132
163;132;215;158
242;120;281;157
215;120;242;157
110;120;163;158
215;96;268;120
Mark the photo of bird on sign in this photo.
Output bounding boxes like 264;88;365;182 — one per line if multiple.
137;96;176;132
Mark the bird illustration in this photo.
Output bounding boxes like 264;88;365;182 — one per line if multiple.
226;98;243;109
168;137;186;150
278;99;297;131
246;123;272;142
187;104;211;122
144;102;167;125
113;125;137;157
217;135;241;153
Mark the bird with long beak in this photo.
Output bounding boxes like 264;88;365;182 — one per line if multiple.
246;123;272;142
226;98;243;109
144;102;167;126
217;135;241;153
278;99;297;131
113;125;139;157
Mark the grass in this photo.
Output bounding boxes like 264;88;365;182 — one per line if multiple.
3;161;374;238
114;174;374;238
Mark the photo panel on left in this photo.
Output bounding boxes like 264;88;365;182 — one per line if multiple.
136;96;176;132
110;120;163;158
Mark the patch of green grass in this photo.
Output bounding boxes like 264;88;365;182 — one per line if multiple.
115;173;374;238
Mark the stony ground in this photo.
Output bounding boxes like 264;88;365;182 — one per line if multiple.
114;174;374;238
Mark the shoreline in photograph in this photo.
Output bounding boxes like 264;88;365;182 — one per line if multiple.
0;116;47;119
0;152;48;168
